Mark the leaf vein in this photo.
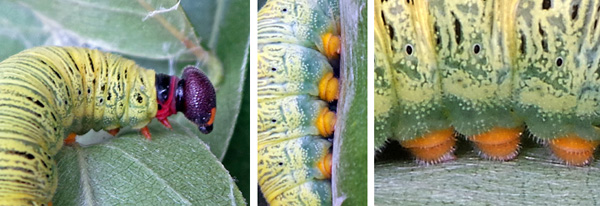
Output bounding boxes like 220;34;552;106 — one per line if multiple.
103;144;192;205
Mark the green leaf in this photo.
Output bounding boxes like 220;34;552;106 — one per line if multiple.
54;121;245;205
0;0;248;204
333;0;368;205
0;2;49;60
375;140;600;205
16;0;198;61
222;67;250;203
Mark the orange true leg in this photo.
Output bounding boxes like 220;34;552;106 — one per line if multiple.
318;72;339;102
158;118;173;130
107;128;120;136
140;126;152;140
469;127;523;161
548;134;600;166
316;108;336;137
317;153;332;179
64;133;77;145
400;128;456;165
321;32;341;60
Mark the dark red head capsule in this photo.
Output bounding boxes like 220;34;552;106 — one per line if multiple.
155;66;216;134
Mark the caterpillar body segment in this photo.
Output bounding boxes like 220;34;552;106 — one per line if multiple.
258;43;334;101
512;0;600;142
374;0;450;153
258;95;331;149
258;136;332;205
257;0;340;53
269;179;332;206
429;0;521;137
373;0;396;150
0;46;216;204
258;0;340;205
375;0;600;165
0;46;156;204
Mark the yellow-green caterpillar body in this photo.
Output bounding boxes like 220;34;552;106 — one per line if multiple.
375;0;600;165
0;46;216;205
257;0;340;205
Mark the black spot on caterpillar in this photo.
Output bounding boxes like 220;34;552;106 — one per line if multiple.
0;46;216;205
257;0;341;205
375;0;600;166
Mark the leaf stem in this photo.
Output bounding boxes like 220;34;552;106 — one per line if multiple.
76;144;95;206
136;0;209;62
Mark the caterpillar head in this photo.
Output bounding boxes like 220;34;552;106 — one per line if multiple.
155;66;216;134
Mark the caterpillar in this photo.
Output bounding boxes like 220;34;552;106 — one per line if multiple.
0;46;216;205
257;0;341;205
375;0;600;166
